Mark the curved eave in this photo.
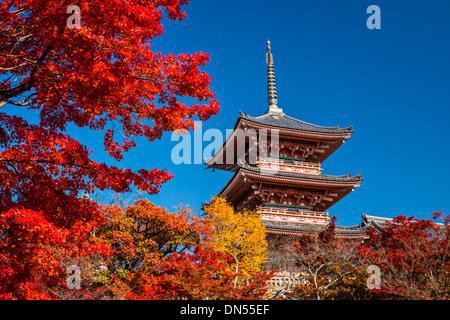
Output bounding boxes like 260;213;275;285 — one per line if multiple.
263;220;370;238
204;116;247;170
217;165;363;211
205;113;354;169
218;166;363;197
240;164;363;186
240;112;354;136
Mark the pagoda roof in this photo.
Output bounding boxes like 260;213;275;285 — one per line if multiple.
263;220;327;234
205;111;355;170
263;212;394;238
238;162;363;184
239;111;354;135
361;213;393;227
218;164;363;212
263;220;371;238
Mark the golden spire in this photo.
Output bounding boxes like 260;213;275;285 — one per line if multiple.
266;40;273;66
265;40;283;114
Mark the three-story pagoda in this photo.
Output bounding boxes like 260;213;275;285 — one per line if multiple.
206;41;364;238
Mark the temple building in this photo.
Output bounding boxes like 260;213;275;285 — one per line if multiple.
206;41;381;240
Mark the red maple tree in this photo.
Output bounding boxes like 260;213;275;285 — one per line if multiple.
0;0;219;299
356;211;450;299
271;217;370;300
48;199;272;300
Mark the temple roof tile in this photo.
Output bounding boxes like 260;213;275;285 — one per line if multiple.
240;112;354;135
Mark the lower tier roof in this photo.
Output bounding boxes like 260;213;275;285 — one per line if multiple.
263;214;387;238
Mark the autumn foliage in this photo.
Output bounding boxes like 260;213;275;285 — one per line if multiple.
70;199;271;300
1;0;449;301
277;212;450;300
268;217;373;300
203;197;268;278
356;211;450;299
0;0;219;299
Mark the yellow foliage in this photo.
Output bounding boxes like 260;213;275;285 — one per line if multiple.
203;197;268;277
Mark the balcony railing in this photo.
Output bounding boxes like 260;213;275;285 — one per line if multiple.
258;205;328;221
257;156;322;175
266;277;304;291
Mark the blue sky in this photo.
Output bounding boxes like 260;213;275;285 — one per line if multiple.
8;0;450;226
129;0;450;226
144;0;450;226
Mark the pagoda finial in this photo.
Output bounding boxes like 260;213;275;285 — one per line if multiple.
266;40;273;65
265;40;283;114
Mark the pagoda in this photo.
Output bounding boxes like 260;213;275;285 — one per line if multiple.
205;41;364;238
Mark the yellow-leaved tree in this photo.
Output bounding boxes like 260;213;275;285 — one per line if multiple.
203;197;268;283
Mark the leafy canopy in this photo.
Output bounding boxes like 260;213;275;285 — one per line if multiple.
0;0;218;299
204;197;268;278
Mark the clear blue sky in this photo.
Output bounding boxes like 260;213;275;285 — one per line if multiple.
11;0;450;226
120;0;450;226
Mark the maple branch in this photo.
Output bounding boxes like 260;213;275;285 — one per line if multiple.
0;43;52;106
0;93;35;108
11;8;29;15
3;0;15;12
0;62;29;71
6;163;71;201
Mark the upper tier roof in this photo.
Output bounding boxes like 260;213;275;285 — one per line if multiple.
240;111;354;135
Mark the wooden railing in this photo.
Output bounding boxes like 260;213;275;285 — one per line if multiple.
258;206;328;220
257;156;322;175
266;277;304;291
